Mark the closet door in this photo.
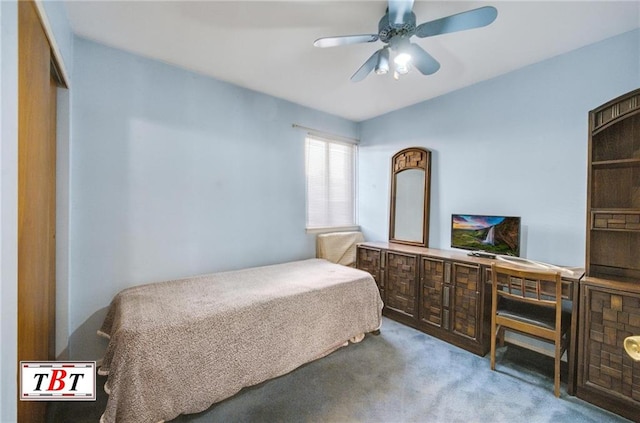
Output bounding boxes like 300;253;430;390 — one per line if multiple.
18;1;58;421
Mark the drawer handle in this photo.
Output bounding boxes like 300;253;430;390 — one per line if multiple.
624;336;640;361
444;262;451;284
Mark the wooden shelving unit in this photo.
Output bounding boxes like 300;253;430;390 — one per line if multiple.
578;88;640;422
586;88;640;282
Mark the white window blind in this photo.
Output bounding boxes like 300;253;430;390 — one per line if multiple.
305;134;357;230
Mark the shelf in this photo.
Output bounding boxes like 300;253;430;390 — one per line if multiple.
591;228;640;233
584;273;640;287
591;158;640;168
582;272;640;287
591;207;640;214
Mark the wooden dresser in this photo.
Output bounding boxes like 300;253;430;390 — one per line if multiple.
356;241;584;394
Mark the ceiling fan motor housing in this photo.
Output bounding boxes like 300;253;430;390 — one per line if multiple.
378;11;416;43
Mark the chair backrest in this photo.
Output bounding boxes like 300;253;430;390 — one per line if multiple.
491;263;563;310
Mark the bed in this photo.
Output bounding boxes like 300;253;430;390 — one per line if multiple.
97;258;383;423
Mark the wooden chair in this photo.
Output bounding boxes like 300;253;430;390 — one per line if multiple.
490;263;570;397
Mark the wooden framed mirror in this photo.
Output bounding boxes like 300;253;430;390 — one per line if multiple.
389;147;431;247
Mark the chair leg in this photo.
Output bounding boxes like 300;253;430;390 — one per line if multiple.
490;324;497;371
554;340;561;397
498;327;505;348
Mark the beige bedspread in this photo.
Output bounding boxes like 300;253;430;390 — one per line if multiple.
97;259;383;423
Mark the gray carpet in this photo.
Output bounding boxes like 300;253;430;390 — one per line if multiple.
48;317;630;422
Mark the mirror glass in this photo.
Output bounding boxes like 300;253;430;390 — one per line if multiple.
389;147;431;247
393;169;425;243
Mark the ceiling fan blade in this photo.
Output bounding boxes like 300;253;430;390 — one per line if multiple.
388;0;415;27
351;50;381;82
407;44;440;75
313;34;379;48
415;6;498;38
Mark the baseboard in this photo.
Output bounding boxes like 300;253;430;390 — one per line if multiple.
55;347;69;361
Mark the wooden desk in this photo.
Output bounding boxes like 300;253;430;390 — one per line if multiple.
356;242;584;395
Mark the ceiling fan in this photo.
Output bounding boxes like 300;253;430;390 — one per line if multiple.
313;0;498;82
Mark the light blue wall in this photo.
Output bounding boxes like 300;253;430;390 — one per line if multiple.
69;37;358;359
359;29;640;267
0;3;18;420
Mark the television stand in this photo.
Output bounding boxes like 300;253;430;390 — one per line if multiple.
468;251;496;259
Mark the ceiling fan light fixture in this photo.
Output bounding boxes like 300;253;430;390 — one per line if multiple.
375;65;388;75
394;52;412;75
392;42;412;74
394;52;411;66
395;64;410;75
375;48;390;75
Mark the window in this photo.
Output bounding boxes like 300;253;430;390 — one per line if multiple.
305;134;357;231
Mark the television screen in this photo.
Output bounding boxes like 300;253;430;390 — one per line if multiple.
451;214;521;256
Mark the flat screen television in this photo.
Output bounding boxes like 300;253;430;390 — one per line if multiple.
451;214;521;257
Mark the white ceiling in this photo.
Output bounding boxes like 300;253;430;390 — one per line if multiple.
64;1;640;122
